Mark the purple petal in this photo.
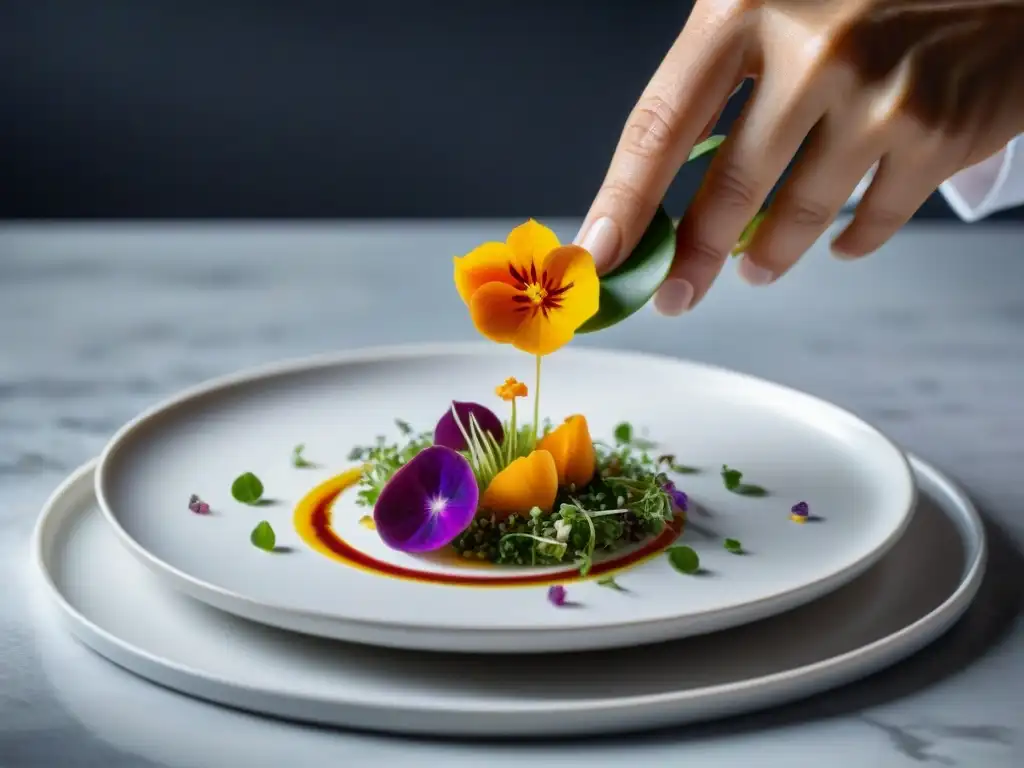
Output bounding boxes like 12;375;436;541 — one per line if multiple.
434;401;504;451
547;585;567;606
373;445;479;552
662;481;689;512
791;501;809;517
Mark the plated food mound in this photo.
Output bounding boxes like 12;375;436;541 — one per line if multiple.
349;394;688;574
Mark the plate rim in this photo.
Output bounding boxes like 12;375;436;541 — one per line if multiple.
34;455;984;720
91;342;919;640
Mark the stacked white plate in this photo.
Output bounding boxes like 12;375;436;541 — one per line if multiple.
32;344;987;737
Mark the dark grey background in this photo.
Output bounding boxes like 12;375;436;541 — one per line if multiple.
1;0;1019;220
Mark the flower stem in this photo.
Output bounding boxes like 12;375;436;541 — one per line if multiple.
533;355;542;447
509;399;517;462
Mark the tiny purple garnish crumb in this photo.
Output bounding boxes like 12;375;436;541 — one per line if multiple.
790;500;809;523
188;494;210;515
547;585;568;607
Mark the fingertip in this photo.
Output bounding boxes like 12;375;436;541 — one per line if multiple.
737;255;775;286
653;278;695;316
575;216;623;274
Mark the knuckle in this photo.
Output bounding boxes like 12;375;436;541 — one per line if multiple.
684;231;728;269
599;178;658;218
777;195;834;228
705;160;760;210
855;205;907;231
621;96;681;160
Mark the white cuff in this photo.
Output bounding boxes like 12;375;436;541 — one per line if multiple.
940;135;1024;222
845;135;1024;222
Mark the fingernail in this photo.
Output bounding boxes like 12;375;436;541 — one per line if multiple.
831;244;864;260
738;256;774;286
575;217;621;272
653;278;695;316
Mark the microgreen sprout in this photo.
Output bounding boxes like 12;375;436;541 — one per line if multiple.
724;538;743;554
597;575;626;591
291;443;314;468
721;465;767;497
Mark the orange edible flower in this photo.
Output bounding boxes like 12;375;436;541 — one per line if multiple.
480;449;558;519
454;219;600;356
495;376;528;401
537;414;596;488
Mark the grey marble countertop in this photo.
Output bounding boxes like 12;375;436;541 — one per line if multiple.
2;220;1023;767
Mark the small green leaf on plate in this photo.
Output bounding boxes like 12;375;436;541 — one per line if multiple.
395;418;413;435
577;206;676;334
291;444;313;468
721;465;742;491
667;545;700;575
688;134;725;162
724;538;743;554
613;422;633;445
250;520;276;551
596;575;626;591
231;472;264;504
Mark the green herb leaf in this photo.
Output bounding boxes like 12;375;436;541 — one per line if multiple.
613;422;633;445
291;444;313;468
597;575;626;591
250;521;276;551
721;465;742;491
724;538;743;554
671;463;699;474
732;211;766;256
231;472;265;504
395;418;413;435
734;484;767;497
688;134;725;162
577;205;676;334
667;545;700;575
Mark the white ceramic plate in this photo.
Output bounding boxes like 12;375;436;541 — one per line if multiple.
35;457;982;738
94;344;916;653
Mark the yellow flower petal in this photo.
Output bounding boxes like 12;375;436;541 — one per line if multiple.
537;414;596;488
480;449;559;519
539;245;601;331
509;308;577;356
468;281;529;345
506;219;561;266
453;241;519;306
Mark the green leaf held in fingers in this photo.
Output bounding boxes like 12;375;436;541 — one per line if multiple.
577;205;676;334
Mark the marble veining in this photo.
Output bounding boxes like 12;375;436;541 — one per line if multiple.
1;220;1022;767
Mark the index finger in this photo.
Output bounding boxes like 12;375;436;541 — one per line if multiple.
575;4;749;274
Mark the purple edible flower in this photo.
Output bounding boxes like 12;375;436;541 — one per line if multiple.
662;481;689;512
434;401;504;451
791;501;809;517
373;445;478;552
188;494;210;515
547;585;568;606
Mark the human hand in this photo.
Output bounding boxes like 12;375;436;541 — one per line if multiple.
575;0;1024;315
